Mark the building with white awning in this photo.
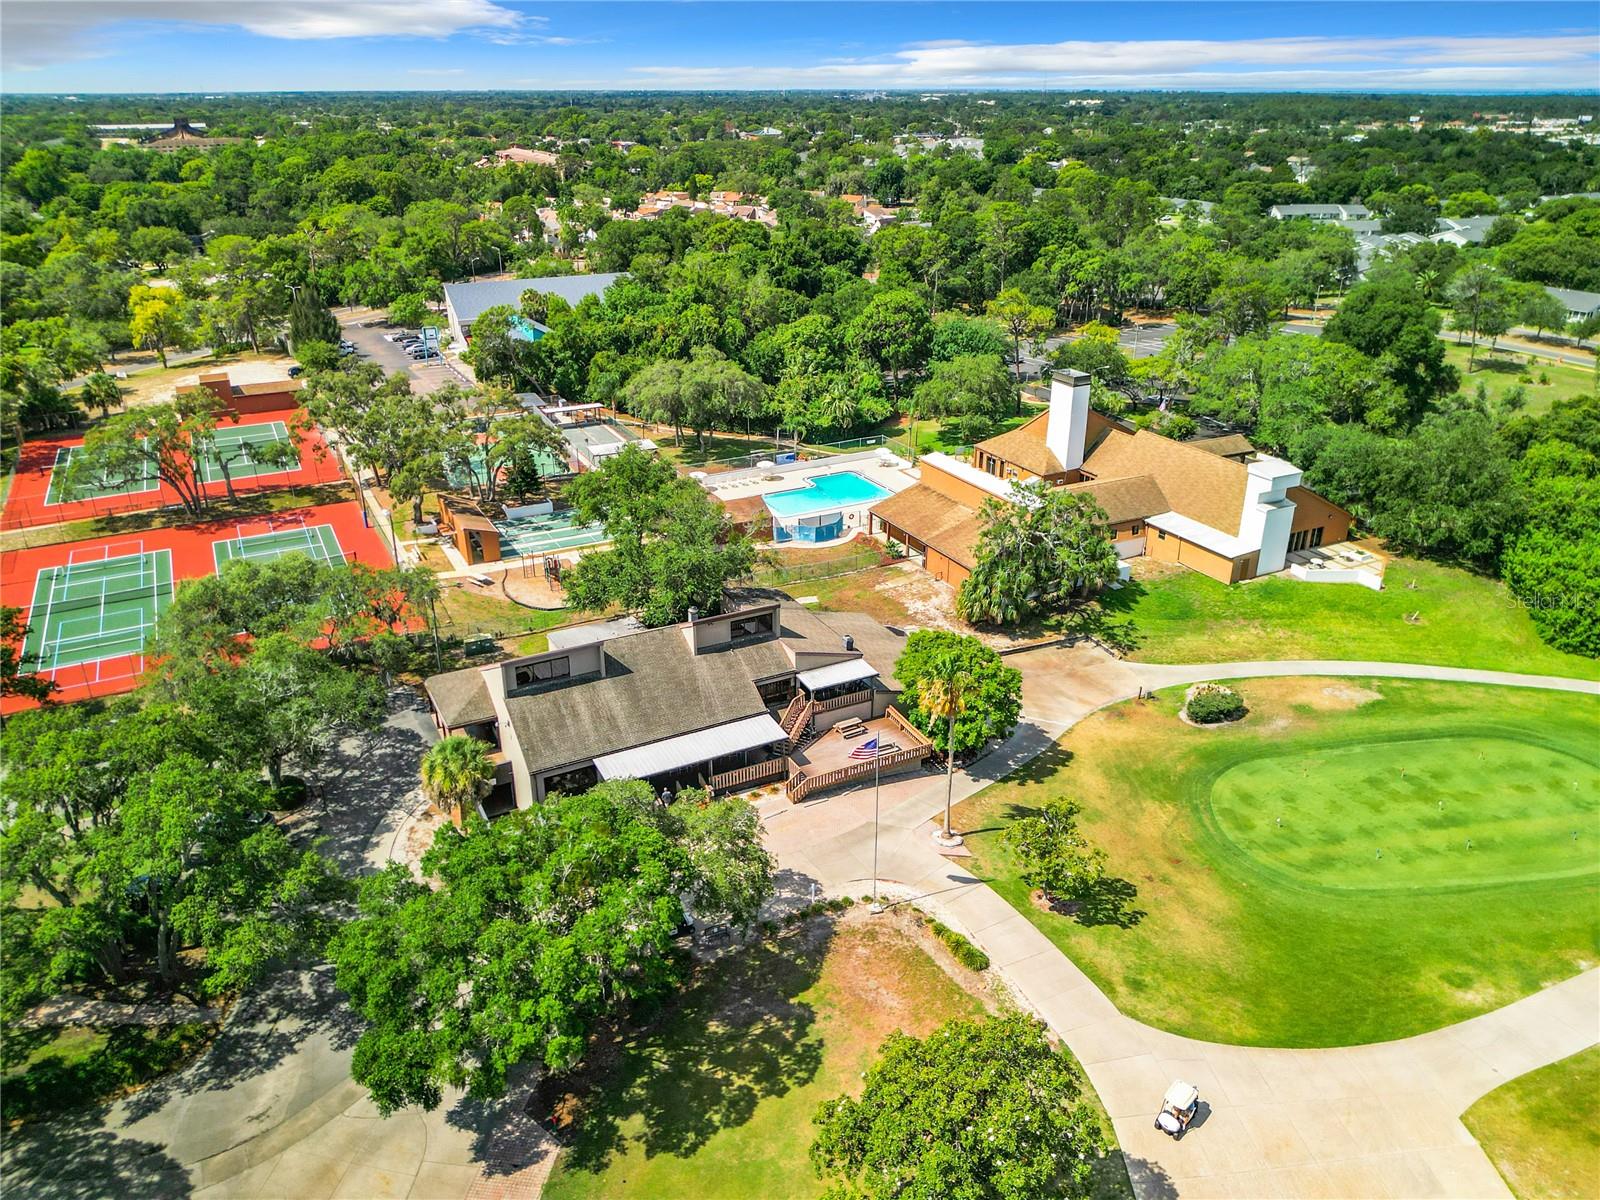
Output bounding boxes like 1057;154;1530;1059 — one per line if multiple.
423;599;911;812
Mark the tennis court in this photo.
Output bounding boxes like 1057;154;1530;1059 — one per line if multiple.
21;545;175;675
44;444;158;505
195;421;296;484
444;445;568;491
213;521;347;570
494;510;607;556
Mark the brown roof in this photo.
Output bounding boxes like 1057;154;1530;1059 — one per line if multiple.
426;666;496;728
501;601;904;778
235;379;304;397
1064;474;1169;525
1081;429;1248;535
1188;434;1256;460
870;484;985;570
973;411;1063;478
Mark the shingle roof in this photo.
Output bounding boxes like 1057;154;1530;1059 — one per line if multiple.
1064;474;1169;525
1081;429;1248;536
974;411;1063;477
870;484;985;569
426;666;496;729
444;273;625;329
1188;434;1257;459
500;602;904;778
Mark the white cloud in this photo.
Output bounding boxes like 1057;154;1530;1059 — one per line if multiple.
628;33;1600;91
2;0;529;69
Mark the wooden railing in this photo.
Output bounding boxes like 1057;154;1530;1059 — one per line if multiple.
708;757;788;793
778;692;808;736
784;743;932;804
783;700;817;750
815;689;872;713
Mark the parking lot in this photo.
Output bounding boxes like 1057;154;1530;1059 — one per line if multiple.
337;316;474;394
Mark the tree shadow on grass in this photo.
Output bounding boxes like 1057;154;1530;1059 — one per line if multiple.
547;919;831;1176
993;798;1146;930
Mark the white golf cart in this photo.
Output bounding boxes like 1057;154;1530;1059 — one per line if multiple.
1155;1080;1199;1139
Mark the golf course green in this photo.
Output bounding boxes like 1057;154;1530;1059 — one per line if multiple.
952;677;1600;1047
1210;734;1600;890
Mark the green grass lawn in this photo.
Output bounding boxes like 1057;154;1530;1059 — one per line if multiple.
1464;1047;1600;1199
1443;343;1595;418
951;677;1600;1048
1105;557;1600;680
543;911;1131;1200
2;1022;215;1123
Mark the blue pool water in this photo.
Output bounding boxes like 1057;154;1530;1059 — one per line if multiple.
763;471;891;517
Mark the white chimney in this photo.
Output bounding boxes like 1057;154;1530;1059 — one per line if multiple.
1046;370;1091;472
1238;455;1302;575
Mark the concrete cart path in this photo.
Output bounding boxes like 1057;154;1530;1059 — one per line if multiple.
762;644;1600;1200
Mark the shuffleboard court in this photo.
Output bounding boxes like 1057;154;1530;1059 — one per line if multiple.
43;444;158;506
213;521;347;571
21;546;175;675
494;511;607;557
195;421;296;484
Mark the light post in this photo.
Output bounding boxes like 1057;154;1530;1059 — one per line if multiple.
870;740;884;914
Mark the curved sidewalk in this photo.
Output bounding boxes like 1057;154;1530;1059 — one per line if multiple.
763;647;1600;1199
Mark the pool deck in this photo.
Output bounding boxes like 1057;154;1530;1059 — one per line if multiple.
702;449;918;508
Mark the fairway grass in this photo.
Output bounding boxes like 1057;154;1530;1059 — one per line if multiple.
1464;1047;1600;1199
1106;557;1600;680
952;677;1600;1047
544;910;1131;1200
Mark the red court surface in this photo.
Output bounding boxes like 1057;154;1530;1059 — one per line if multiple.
1;499;392;712
1;407;345;530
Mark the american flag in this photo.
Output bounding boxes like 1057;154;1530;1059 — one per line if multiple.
849;736;882;760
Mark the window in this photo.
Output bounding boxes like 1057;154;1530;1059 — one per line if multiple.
513;656;570;689
1130;523;1142;536
729;611;774;640
1156;529;1167;540
1310;526;1325;548
758;676;795;706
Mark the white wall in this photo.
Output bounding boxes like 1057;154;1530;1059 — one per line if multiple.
1045;371;1091;472
1237;455;1302;576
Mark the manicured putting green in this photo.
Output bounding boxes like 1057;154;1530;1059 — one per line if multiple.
1211;736;1600;889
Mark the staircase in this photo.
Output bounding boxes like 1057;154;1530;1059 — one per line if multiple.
778;695;817;754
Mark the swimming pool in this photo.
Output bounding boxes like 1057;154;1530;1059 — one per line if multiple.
763;471;891;518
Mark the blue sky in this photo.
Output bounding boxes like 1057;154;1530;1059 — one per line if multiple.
6;2;1598;94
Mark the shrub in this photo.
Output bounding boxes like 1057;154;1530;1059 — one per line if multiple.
1185;684;1246;724
928;919;990;971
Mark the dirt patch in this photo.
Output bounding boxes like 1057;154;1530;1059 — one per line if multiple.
1320;683;1384;708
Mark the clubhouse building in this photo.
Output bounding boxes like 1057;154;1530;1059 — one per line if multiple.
871;371;1353;588
424;600;931;816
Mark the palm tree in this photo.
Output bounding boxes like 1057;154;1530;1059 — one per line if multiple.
79;372;122;420
420;735;496;826
917;650;975;845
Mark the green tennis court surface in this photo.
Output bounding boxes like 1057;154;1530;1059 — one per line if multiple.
495;511;606;556
195;421;296;484
213;523;346;570
445;445;568;491
22;549;174;674
44;444;158;505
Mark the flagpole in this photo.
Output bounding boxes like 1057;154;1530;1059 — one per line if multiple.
870;737;883;914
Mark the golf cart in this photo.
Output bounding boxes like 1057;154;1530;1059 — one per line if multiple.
1155;1080;1199;1139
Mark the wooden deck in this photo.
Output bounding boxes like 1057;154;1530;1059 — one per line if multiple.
784;708;932;802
